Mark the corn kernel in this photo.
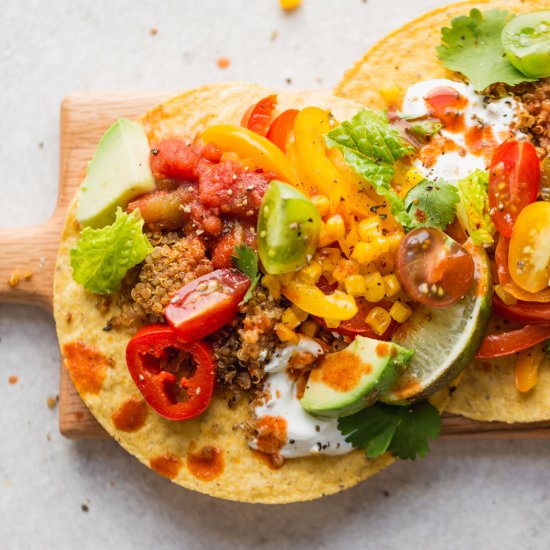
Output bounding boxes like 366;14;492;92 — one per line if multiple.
351;242;373;264
291;304;308;322
278;272;294;286
333;259;360;282
383;274;401;298
297;261;322;285
357;218;381;242
364;271;386;303
280;0;301;10
344;274;366;297
300;320;320;338
325;318;341;329
387;232;404;253
389;301;412;323
365;307;392;336
495;284;518;306
262;274;281;299
276;323;299;343
311;195;330;218
315;247;341;271
282;307;301;329
379;85;402;106
325;214;346;241
406;167;424;187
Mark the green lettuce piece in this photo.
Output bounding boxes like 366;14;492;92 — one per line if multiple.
325;109;415;226
456;169;495;245
436;8;536;91
404;180;459;230
71;208;152;294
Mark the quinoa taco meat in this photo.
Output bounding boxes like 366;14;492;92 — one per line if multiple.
336;0;550;422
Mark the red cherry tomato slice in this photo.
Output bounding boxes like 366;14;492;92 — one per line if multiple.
397;227;475;308
240;95;278;136
126;324;215;421
165;269;250;342
488;139;540;238
266;109;299;152
476;324;550;359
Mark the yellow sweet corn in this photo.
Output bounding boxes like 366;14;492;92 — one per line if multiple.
325;318;341;329
365;307;392;336
357;217;381;242
276;323;300;343
325;214;346;241
291;304;309;322
298;261;323;285
344;274;366;297
299;320;320;338
364;271;386;303
389;301;412;323
311;195;330;218
315;247;341;271
333;258;360;283
383;274;401;298
351;242;373;264
262;274;281;300
282;307;301;329
379;85;402;106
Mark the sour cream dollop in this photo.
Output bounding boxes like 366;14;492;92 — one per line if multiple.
250;339;353;458
402;79;519;183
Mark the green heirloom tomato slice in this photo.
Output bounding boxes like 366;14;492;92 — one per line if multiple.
258;180;321;274
502;11;550;78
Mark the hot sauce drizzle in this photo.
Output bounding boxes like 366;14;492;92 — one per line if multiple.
62;341;113;395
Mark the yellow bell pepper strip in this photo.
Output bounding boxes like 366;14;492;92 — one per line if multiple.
292;108;373;216
514;343;545;393
282;278;358;321
201;124;298;185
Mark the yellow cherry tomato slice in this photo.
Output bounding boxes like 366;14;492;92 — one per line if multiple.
509;202;550;293
201;124;298;185
515;343;545;393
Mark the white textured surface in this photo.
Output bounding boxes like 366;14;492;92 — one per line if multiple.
1;0;550;548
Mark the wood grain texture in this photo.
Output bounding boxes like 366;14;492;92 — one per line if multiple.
2;91;550;441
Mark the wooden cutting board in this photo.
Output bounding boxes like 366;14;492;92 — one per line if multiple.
1;91;550;440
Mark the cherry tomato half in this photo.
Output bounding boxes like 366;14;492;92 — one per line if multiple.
241;95;278;137
165;269;250;341
126;324;215;421
488;140;540;238
509;201;550;293
266;109;299;152
396;227;474;308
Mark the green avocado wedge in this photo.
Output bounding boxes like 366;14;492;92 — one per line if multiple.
300;336;414;419
77;119;155;229
382;242;493;405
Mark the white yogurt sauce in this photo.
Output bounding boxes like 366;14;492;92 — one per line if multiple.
402;79;518;183
250;339;353;458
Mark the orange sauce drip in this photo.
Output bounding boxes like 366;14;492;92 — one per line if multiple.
425;86;467;132
149;454;183;480
186;446;225;481
308;351;372;393
62;341;112;395
376;342;396;358
255;415;288;454
251;450;285;470
112;396;149;432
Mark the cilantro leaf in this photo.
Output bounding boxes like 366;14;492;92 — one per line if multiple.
71;208;152;294
456;169;495;245
325;109;415;226
338;401;441;460
436;8;536;91
404;180;459;230
231;244;261;304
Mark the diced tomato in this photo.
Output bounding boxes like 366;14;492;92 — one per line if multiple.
150;138;201;182
488;140;540;238
267;109;299;152
211;222;256;269
128;188;187;231
165;269;251;342
476;324;550;359
241;95;278;136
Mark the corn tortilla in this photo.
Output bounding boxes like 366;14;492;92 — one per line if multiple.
54;82;395;504
336;0;550;423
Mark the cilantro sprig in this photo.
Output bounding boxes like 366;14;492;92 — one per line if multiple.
338;401;441;460
436;8;536;91
231;244;261;304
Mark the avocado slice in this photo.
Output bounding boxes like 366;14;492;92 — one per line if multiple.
300;336;414;419
76;119;155;228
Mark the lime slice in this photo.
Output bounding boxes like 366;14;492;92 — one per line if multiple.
382;243;492;404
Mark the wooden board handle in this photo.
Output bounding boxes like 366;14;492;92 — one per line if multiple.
0;215;61;312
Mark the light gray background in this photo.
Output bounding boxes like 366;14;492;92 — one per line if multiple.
1;1;549;548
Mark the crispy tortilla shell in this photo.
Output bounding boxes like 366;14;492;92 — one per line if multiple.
54;82;394;504
336;0;550;423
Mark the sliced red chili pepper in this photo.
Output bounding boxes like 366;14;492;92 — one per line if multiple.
241;95;278;136
493;296;550;325
476;324;550;359
126;324;215;421
165;269;250;342
266;109;299;152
